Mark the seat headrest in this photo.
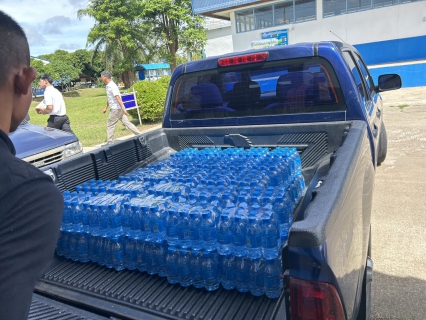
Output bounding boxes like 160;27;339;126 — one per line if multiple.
190;83;223;108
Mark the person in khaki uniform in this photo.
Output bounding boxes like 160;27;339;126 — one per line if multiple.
100;70;141;145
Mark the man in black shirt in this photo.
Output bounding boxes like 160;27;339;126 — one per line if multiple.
0;11;63;319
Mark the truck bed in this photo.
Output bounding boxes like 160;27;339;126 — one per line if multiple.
38;121;351;319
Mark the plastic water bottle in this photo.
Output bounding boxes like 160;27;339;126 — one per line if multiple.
155;240;167;277
261;216;279;259
250;257;265;296
177;210;191;248
236;256;250;292
57;200;73;257
178;248;192;287
124;234;138;270
96;204;109;266
189;210;203;250
166;246;180;284
201;211;217;251
246;216;262;259
140;205;151;239
150;205;166;241
221;254;236;290
190;249;204;289
264;257;283;298
108;203;123;237
145;240;157;275
217;214;233;255
273;196;291;241
110;234;125;271
69;201;81;261
166;208;179;245
135;238;146;272
202;250;219;291
232;214;246;257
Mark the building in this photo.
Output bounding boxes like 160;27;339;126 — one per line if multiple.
195;0;426;87
134;63;171;81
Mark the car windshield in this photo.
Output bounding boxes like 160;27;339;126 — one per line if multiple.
170;57;346;120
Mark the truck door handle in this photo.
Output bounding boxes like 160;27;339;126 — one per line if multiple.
373;124;378;138
376;109;381;118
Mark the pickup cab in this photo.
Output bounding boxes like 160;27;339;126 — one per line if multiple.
34;41;400;319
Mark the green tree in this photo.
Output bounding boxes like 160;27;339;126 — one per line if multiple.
69;49;104;78
37;50;80;90
141;0;207;71
30;58;54;88
78;0;153;88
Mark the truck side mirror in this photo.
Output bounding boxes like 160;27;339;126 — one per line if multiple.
377;74;402;92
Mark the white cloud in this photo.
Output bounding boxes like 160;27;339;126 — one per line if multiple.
23;27;46;46
59;43;81;50
1;1;94;56
43;16;72;35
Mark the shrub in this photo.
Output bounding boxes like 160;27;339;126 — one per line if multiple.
127;77;171;121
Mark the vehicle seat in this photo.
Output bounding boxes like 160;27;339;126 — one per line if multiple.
190;83;224;109
264;72;314;110
227;81;261;111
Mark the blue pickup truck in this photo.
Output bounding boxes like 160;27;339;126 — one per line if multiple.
9;115;83;169
33;41;400;319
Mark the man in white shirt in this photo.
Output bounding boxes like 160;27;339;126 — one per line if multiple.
36;74;74;134
100;70;141;144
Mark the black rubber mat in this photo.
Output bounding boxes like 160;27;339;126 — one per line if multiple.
29;293;109;319
37;259;287;320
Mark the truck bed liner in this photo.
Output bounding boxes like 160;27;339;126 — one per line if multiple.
30;293;109;319
36;258;287;319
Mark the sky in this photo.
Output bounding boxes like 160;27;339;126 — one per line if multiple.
1;0;95;57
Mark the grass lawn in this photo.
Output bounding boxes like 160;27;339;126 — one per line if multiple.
29;88;161;147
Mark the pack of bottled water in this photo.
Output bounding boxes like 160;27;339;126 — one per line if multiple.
56;147;305;298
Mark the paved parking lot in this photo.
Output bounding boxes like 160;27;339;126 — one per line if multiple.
371;87;426;319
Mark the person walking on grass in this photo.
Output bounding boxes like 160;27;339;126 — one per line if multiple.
100;70;141;145
36;73;75;135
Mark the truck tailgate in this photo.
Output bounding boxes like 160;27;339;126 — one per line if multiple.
36;258;287;319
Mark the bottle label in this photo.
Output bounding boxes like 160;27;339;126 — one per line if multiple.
203;268;218;280
250;272;264;286
189;229;200;240
203;229;216;241
264;233;278;247
167;225;178;236
217;231;231;244
224;269;236;280
265;275;280;288
246;235;261;248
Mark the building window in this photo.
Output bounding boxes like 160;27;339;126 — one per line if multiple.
324;0;423;17
373;0;398;8
347;0;372;12
295;0;317;22
275;1;295;25
255;5;274;29
236;0;317;33
236;9;255;33
323;0;347;17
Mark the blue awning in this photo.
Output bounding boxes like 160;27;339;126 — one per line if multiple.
135;63;170;71
191;0;261;14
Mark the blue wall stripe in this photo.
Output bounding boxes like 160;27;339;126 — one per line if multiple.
369;63;426;88
354;35;426;65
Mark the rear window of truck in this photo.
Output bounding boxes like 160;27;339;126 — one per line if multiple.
170;57;346;120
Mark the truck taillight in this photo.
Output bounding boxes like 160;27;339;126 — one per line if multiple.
290;278;345;320
218;53;268;67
